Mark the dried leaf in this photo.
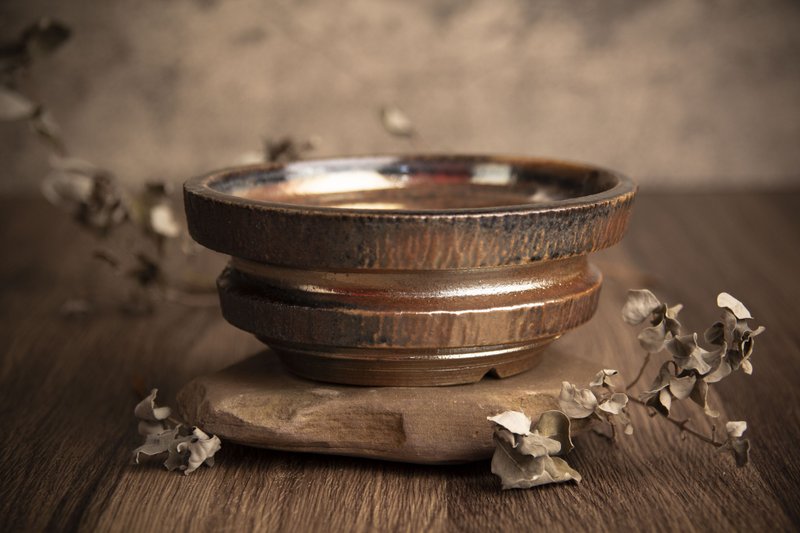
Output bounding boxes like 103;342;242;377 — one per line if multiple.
41;163;94;208
134;388;171;422
487;411;531;435
640;362;673;415
726;420;747;438
704;320;726;346
704;356;732;383
171;427;222;474
43;158;128;233
717;292;752;320
0;86;37;121
490;434;580;490
138;420;167;436
380;105;415;137
666;333;713;375
133;426;179;464
668;373;696;400
589;369;618;389
532;410;573;455
543;456;582;484
558;381;598;419
719;421;750;466
516;431;562;458
689;379;719;418
149;203;181;239
622;289;662;325
598;392;629;415
490;436;547;489
638;322;668;353
488;409;579;489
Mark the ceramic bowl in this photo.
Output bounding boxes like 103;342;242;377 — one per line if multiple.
184;155;636;386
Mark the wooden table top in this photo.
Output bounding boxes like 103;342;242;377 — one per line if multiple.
1;192;798;532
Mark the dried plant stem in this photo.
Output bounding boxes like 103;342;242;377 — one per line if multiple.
629;397;719;446
626;352;652;390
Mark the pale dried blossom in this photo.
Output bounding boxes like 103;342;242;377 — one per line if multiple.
666;333;724;377
42;157;128;234
719;421;750;466
622;289;683;353
134;388;171;435
558;382;598;419
704;293;765;376
488;410;579;489
133;390;221;475
639;362;718;417
130;182;182;248
559;370;633;435
164;426;222;474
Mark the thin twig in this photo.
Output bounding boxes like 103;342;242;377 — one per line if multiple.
626;352;652;390
629;397;719;446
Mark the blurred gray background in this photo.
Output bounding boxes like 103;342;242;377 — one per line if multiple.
1;0;799;192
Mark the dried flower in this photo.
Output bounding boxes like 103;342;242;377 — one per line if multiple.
622;289;683;352
719;421;750;466
639;361;719;417
560;371;633;434
558;382;598;419
488;410;580;489
133;426;181;463
164;426;222;475
704;293;765;376
133;390;221;474
134;388;171;435
130;182;181;248
42;157;128;234
666;333;718;375
589;368;619;388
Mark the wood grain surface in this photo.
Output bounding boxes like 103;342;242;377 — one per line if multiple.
1;192;798;532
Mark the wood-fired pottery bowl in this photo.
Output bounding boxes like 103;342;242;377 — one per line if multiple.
184;155;636;386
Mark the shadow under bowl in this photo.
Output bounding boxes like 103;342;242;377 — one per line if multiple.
184;155;636;386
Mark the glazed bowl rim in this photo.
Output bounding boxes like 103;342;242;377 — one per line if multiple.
183;154;637;269
184;154;636;218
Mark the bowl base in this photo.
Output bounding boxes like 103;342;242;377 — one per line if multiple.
262;337;557;387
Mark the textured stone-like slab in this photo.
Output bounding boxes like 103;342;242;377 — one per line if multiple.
177;346;593;464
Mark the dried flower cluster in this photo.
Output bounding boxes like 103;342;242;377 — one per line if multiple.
0;19;201;313
132;389;221;475
625;289;762;467
489;289;764;490
488;410;580;489
559;369;633;436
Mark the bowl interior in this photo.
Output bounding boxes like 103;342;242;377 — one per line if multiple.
209;157;621;211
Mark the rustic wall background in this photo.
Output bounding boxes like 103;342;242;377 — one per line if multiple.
1;0;799;192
